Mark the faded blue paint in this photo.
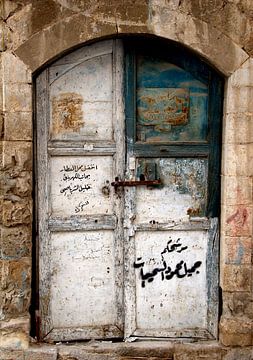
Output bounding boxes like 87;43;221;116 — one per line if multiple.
136;158;208;216
226;241;245;265
136;56;208;142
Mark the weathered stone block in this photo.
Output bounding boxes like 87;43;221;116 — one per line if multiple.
2;1;22;20
3;83;32;112
174;352;221;360
223;113;253;145
221;265;252;292
0;113;4;140
5;4;32;51
224;85;253;114
223;237;252;265
173;343;226;360
0;348;24;360
115;2;148;25
0;259;31;319
0;56;3;110
222;347;253;360
2;199;32;227
57;352;118;360
221;204;252;237
15;15;118;72
4;112;32;141
222;292;253;319
2;52;31;84
0;316;30;332
1;225;32;260
219;317;253;346
1;170;32;199
2;141;32;171
221;175;252;206
0;329;29;349
178;0;252;53
148;3;248;76
230;58;253;87
222;143;253;177
0;21;7;52
24;346;57;360
0;194;3;224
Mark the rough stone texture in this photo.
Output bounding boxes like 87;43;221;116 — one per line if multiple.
223;237;252;265
2;199;32;227
13;1;248;75
0;225;32;260
2;141;32;171
0;258;31;319
222;347;253;360
0;0;252;356
178;0;253;55
3;112;32;141
222;291;253;319
221;264;252;292
0;349;24;360
2;52;31;84
219;317;253;346
24;345;57;360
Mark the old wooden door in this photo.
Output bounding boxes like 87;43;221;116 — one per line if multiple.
123;39;223;339
36;39;223;341
36;40;125;341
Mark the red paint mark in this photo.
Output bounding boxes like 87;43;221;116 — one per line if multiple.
226;208;248;227
226;210;239;224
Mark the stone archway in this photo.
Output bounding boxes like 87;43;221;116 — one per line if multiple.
1;1;252;351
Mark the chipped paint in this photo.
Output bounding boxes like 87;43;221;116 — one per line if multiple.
137;88;189;127
52;92;84;134
136;56;208;142
136;158;208;221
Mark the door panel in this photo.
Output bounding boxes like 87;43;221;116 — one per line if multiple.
124;40;222;340
50;156;113;217
50;230;117;327
49;43;113;141
135;158;208;222
37;40;124;341
136;56;209;143
134;230;207;330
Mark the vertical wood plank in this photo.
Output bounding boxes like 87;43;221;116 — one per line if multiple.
36;68;53;338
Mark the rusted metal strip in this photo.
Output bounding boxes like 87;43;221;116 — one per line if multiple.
111;179;162;188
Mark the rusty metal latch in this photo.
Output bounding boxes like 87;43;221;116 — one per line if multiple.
111;177;162;188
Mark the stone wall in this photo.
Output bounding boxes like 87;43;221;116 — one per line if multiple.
0;0;252;359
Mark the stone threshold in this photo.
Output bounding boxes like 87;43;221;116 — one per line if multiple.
1;340;253;359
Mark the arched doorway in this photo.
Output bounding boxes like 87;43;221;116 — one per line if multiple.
35;38;223;342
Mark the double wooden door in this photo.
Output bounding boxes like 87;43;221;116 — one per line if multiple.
36;39;223;341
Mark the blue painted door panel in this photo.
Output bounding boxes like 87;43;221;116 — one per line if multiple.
136;57;209;142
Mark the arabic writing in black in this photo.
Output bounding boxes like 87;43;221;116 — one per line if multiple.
134;238;202;288
60;184;92;195
63;173;90;181
60;164;97;172
75;201;90;213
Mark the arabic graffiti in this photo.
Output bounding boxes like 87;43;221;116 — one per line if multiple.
75;201;90;213
134;237;202;288
60;164;98;172
58;163;98;212
60;184;92;195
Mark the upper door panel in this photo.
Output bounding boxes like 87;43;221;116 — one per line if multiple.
49;41;114;141
136;56;208;143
